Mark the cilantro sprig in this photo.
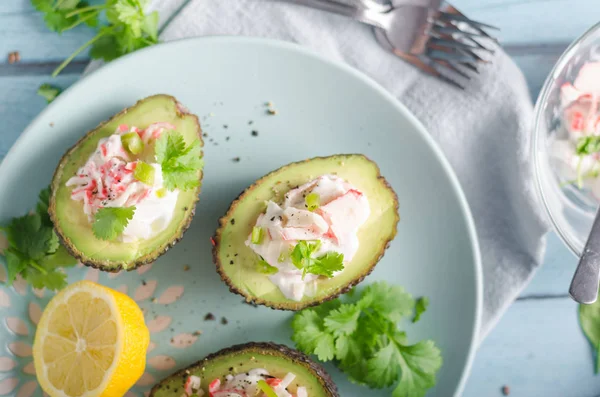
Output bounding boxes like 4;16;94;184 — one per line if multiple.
92;206;135;240
37;83;63;103
290;240;344;279
0;187;77;291
31;0;159;79
155;132;204;191
291;282;442;397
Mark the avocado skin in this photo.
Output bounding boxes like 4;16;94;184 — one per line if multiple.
149;341;339;397
48;94;203;272
212;154;399;310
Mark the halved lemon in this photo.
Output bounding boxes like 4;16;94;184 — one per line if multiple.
33;280;150;397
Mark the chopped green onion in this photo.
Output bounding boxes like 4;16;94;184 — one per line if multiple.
121;132;144;155
257;380;278;397
251;226;264;244
133;161;155;185
155;188;167;198
305;192;320;211
278;252;286;263
257;259;278;275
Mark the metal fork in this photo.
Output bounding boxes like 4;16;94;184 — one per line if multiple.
276;0;498;88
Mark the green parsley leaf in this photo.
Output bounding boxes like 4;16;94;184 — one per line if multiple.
291;240;343;279
393;341;443;397
37;84;62;103
413;297;429;323
324;304;360;337
360;282;415;323
31;0;53;12
155;133;203;191
577;136;600;156
367;341;402;388
89;31;121;61
56;0;81;10
0;187;77;291
291;282;442;397
291;310;335;361
92;206;135;240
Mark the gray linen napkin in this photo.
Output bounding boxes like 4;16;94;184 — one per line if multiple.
87;0;549;339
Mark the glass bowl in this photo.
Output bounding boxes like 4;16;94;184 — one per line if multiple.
534;22;600;257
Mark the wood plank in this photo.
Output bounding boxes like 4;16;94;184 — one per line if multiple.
0;0;593;67
464;297;600;397
454;0;599;45
0;74;79;159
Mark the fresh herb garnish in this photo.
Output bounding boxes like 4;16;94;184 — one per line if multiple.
290;240;344;279
155;132;203;191
251;226;264;245
291;282;442;397
37;83;62;103
92;206;135;240
133;161;155;185
121;132;144;155
31;0;159;78
257;258;278;275
413;297;429;323
576;136;600;156
579;296;600;374
0;186;77;291
305;192;320;212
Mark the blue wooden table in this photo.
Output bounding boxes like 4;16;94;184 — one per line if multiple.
1;1;600;395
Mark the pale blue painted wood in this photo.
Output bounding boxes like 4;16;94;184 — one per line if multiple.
454;0;600;45
1;2;599;397
0;75;79;158
464;297;600;397
0;0;593;66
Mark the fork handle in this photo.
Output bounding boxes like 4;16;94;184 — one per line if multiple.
274;0;387;29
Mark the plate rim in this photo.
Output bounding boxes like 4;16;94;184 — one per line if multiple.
0;36;483;396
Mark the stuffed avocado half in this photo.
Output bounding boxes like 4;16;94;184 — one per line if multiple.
50;94;204;272
150;342;339;397
213;154;399;310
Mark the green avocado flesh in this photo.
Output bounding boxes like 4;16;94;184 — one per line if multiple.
49;95;203;271
214;154;399;310
150;342;338;397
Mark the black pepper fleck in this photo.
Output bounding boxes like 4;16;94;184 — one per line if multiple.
221;317;228;325
251;130;258;137
204;313;215;321
231;218;236;225
501;386;510;396
230;260;234;265
232;157;241;162
223;124;228;129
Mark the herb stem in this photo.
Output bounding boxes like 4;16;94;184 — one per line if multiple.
62;11;98;31
596;342;600;374
66;5;106;18
52;29;113;77
29;260;48;275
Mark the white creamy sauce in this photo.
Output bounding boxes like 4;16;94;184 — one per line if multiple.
66;124;179;242
246;175;370;301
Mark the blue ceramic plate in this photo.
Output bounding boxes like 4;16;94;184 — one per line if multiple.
0;37;481;397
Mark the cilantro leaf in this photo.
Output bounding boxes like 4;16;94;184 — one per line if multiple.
367;342;401;388
92;206;135;240
360;282;415;323
257;258;278;275
155;133;203;191
31;0;53;12
291;282;442;397
576;136;600;156
37;83;62;103
291;310;335;361
0;187;77;291
291;241;344;279
413;297;429;323
324;304;360;337
393;341;443;397
89;31;121;61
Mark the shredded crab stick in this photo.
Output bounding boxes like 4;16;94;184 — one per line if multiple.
181;371;308;397
66;123;180;242
549;62;600;198
246;175;370;301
